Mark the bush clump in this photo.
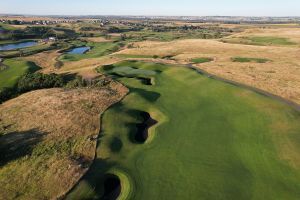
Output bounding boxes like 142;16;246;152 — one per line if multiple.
17;73;65;93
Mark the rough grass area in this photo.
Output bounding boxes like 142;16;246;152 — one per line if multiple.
222;36;296;46
59;42;121;62
67;61;300;200
0;82;128;200
119;39;300;104
0;59;40;89
114;54;154;59
248;36;296;45
232;57;271;63
191;57;213;64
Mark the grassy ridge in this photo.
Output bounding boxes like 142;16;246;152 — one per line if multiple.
0;59;40;89
232;57;271;63
191;57;213;64
67;61;300;200
59;42;121;62
248;36;296;46
222;36;297;46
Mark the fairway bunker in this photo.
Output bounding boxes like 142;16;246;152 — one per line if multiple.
102;174;121;200
135;111;157;143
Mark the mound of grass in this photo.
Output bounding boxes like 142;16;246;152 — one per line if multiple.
0;84;128;200
222;36;296;46
232;57;271;63
0;59;40;90
114;54;154;59
191;57;213;64
248;36;296;46
59;42;121;62
67;61;300;200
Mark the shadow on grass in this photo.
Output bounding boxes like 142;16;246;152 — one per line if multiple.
129;87;161;102
109;137;123;153
27;61;42;73
0;129;46;166
66;158;120;200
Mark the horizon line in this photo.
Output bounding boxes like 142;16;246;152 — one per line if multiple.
1;13;300;18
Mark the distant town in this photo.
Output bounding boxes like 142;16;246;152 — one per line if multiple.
1;14;300;24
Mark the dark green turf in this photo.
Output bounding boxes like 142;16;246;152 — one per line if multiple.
66;61;300;200
0;59;40;89
232;57;271;63
59;42;121;62
191;57;213;64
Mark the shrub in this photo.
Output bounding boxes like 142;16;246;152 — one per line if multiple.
65;76;87;88
0;87;16;104
54;61;64;69
17;73;65;93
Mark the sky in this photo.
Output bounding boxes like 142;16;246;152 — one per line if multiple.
0;0;300;16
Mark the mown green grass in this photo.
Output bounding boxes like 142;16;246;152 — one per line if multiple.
0;23;19;31
191;57;213;64
248;36;296;45
67;61;300;200
122;30;225;42
232;57;271;63
114;54;154;59
59;42;121;62
222;36;297;46
0;59;40;89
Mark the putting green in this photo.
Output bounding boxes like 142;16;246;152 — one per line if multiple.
0;59;40;89
67;61;300;200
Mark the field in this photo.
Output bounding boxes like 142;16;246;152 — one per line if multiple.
0;81;127;199
0;59;40;89
1;19;300;200
66;61;300;200
24;50;62;73
59;42;122;62
117;36;300;105
221;28;300;46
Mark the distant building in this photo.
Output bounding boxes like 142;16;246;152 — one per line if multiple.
49;37;56;41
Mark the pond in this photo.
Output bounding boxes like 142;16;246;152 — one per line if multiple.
67;46;90;54
0;41;38;51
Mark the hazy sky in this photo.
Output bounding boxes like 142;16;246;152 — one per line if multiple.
1;0;299;16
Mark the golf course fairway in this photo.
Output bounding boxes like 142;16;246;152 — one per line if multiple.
66;61;300;200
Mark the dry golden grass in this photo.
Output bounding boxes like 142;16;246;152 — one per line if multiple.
0;82;128;200
57;56;124;78
226;27;300;44
24;50;62;73
84;37;112;43
116;39;300;105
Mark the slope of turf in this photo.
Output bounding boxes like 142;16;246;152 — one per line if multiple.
191;57;213;64
222;36;296;46
66;61;300;200
0;59;40;89
59;42;121;62
248;36;296;46
232;57;271;63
